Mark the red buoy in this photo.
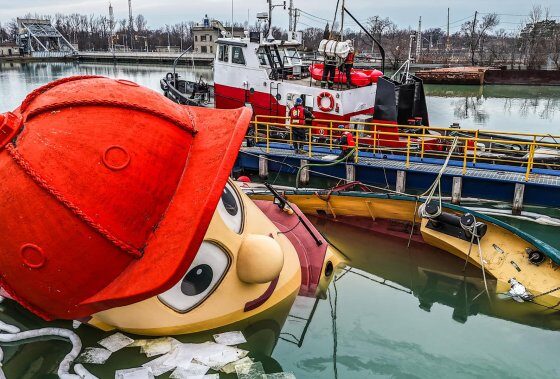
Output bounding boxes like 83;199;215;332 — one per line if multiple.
0;76;252;320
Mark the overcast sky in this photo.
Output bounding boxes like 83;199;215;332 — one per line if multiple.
1;0;560;32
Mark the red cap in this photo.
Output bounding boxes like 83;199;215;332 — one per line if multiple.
0;76;251;320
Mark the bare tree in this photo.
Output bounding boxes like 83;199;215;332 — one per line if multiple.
462;13;499;65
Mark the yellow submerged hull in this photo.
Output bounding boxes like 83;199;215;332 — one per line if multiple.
250;191;560;309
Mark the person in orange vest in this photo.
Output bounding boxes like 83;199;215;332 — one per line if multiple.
336;124;356;161
343;41;355;89
289;97;315;154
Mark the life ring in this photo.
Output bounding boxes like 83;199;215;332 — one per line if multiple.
317;92;335;113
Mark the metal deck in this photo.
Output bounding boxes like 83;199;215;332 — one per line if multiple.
237;144;560;208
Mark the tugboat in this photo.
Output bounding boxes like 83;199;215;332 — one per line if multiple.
161;0;431;145
0;76;343;335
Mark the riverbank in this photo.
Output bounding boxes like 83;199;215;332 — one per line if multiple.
0;51;215;66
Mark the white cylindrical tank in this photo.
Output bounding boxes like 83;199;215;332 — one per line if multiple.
319;39;352;59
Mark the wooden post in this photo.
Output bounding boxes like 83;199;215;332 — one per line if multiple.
512;183;525;215
396;170;406;193
300;159;309;185
452;177;462;205
346;163;355;182
258;155;268;179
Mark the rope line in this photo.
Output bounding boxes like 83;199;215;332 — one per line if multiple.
6;144;142;258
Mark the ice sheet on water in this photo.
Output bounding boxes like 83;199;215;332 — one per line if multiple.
77;347;112;364
140;337;180;357
98;332;134;352
114;366;155;379
220;356;254;374
141;353;176;376
212;331;247;346
235;361;265;379
263;373;297;379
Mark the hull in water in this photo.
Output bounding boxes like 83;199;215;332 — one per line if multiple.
245;187;560;311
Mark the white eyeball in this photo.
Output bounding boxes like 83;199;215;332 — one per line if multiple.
217;181;244;234
158;242;230;313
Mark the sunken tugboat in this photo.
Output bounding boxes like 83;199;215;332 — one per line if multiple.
0;77;343;335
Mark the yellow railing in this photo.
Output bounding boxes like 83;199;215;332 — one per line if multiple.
249;115;560;182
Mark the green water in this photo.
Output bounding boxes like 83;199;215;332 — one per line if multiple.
1;62;560;378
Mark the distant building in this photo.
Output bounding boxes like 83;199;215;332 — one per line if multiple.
192;16;244;54
16;18;76;57
0;42;21;57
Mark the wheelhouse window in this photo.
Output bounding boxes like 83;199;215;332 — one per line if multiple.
231;47;246;65
218;44;229;62
257;47;268;66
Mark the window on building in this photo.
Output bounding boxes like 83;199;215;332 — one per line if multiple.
201;35;207;42
201;46;207;53
218;44;229;62
195;35;198;42
231;46;245;65
210;46;213;53
209;35;213;42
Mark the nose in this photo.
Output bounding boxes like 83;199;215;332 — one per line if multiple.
237;234;284;284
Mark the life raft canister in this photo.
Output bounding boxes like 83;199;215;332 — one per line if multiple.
317;92;335;113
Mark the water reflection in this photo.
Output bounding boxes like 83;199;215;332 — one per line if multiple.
426;84;560;134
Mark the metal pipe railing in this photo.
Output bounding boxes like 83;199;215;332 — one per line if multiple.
247;119;560;181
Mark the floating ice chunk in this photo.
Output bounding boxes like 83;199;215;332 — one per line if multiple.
263;373;296;379
141;353;176;376
235;361;265;379
193;344;248;370
168;360;211;378
220;356;253;374
213;331;247;346
140;337;180;357
98;333;134;352
72;321;82;330
77;347;112;364
163;344;199;369
115;366;155;379
171;374;218;379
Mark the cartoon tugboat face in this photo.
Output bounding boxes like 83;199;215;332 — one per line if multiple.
89;180;303;335
0;76;335;336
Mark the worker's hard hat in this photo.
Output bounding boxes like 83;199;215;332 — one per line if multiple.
0;76;251;320
295;97;303;105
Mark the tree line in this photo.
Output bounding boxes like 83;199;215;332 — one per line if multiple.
1;5;559;70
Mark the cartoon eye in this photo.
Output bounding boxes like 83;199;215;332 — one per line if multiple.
158;242;230;313
217;181;243;233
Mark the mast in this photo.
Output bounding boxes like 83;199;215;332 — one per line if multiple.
340;0;345;40
128;0;134;50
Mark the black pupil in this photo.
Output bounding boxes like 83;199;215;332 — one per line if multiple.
222;187;238;216
181;264;213;296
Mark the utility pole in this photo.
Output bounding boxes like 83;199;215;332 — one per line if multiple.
128;0;134;50
446;7;450;54
109;2;115;51
288;0;293;39
416;16;422;63
293;8;299;36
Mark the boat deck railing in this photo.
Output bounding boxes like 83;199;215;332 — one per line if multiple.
250;115;560;181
